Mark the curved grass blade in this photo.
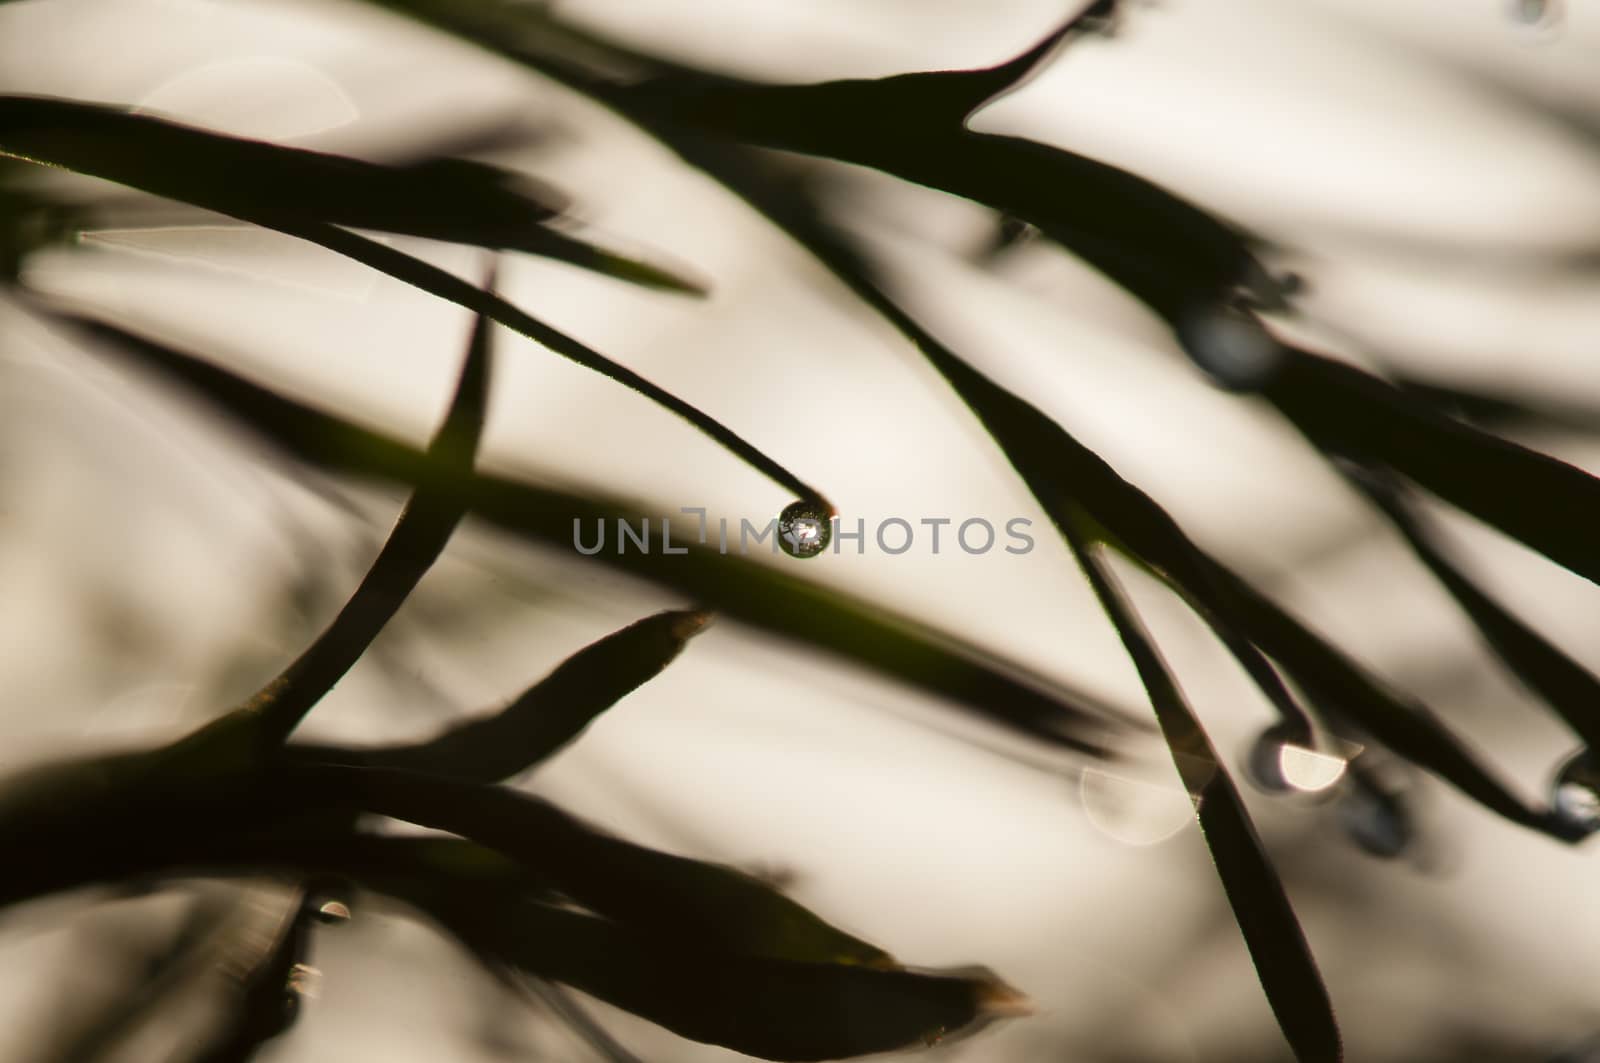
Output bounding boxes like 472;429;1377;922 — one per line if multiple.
1060;519;1341;1063
290;760;895;968
0;96;823;503
1264;347;1600;590
235;292;493;746
1347;469;1600;751
295;607;713;780
35;307;1130;757
366;3;1273;326
267;217;822;507
392;885;1022;1062
0;96;701;293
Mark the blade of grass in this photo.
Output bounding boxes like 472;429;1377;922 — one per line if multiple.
1264;346;1600;590
294;607;714;780
1;96;819;504
395;886;1022;1062
1347;469;1600;751
234;288;494;746
0;96;701;293
1060;516;1340;1063
288;760;895;968
365;2;1273;325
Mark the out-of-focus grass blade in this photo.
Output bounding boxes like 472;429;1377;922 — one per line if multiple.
34;307;1130;757
366;3;1275;327
0;96;702;293
185;883;321;1063
394;885;1024;1062
38;893;237;1063
1;97;818;501
1350;471;1600;751
234;292;493;746
522;979;645;1063
293;760;895;968
1059;519;1341;1063
1264;347;1600;590
296;608;714;780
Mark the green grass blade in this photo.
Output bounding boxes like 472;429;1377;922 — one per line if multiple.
0;96;702;293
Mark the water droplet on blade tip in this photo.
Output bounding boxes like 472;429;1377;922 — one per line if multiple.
778;500;831;559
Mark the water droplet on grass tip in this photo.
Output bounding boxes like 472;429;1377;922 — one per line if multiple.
1552;750;1600;836
778;500;831;559
1509;0;1563;39
1245;725;1347;795
1338;771;1413;859
1176;305;1284;391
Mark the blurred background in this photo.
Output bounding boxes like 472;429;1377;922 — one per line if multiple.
3;0;1600;1059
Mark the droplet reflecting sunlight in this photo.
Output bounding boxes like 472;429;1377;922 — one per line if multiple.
778;499;831;559
1551;749;1600;836
1079;766;1195;846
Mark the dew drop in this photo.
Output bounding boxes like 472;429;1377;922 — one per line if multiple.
1244;725;1347;795
1337;770;1413;859
1551;749;1600;835
1176;304;1285;391
314;899;352;924
1508;0;1564;40
778;500;831;559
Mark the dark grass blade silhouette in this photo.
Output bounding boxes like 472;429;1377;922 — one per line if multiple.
1347;469;1600;752
287;760;895;968
235;288;494;747
33;307;1132;758
0;97;823;507
0;96;701;293
0;813;1022;1061
293;607;714;780
1263;347;1600;591
371;0;1274;326
1059;522;1341;1063
386;884;1025;1062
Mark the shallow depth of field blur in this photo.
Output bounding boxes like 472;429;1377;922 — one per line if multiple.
4;0;1600;1060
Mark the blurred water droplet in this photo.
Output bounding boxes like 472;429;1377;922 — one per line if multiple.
1079;766;1195;846
314;899;352;924
1176;305;1284;391
778;500;831;559
1337;770;1413;859
1244;726;1347;795
1508;0;1564;39
1245;725;1295;793
287;962;322;1000
1551;749;1600;835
